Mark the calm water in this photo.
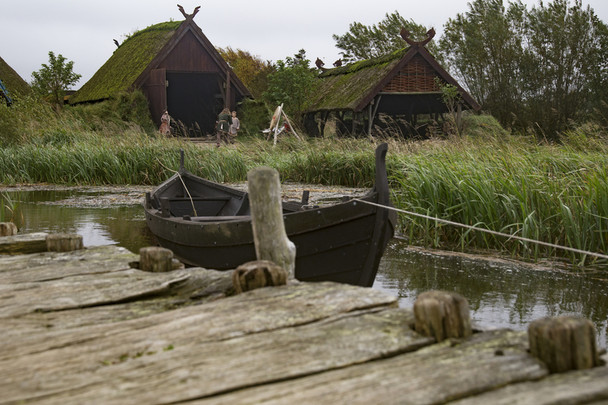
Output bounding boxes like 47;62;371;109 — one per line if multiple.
3;189;607;348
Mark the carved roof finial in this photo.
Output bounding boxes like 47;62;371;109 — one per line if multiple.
400;27;435;47
177;4;201;20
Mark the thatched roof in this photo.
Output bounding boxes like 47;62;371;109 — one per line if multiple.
0;56;32;97
307;45;480;113
70;21;181;104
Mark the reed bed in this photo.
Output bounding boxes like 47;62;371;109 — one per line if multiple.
390;135;608;266
1;98;606;266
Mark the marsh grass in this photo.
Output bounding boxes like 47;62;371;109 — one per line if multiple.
1;99;607;266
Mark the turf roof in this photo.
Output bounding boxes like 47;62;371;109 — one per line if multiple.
70;20;182;104
307;48;408;112
0;56;32;97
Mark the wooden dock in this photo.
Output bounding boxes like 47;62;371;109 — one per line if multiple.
1;232;607;404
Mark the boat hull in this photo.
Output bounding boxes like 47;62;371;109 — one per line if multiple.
144;144;395;287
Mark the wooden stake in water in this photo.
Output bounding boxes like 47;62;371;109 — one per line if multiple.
247;167;296;278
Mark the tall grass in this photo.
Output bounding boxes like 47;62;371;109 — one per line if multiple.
390;133;608;266
1;96;607;266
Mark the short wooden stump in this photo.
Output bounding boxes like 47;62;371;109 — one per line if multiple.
413;290;472;342
139;247;174;272
0;222;18;237
528;316;598;373
233;260;288;294
46;233;83;252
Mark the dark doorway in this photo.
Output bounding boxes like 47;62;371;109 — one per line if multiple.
166;72;224;136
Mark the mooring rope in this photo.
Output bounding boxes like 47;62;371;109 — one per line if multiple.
354;199;608;261
156;159;197;217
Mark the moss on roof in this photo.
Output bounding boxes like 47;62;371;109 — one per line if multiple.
0;56;32;97
70;20;182;104
307;48;409;112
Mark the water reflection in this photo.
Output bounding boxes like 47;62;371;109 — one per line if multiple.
3;189;607;348
2;189;153;254
373;240;608;348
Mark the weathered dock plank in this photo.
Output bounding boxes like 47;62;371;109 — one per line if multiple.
449;364;608;404
1;295;422;404
1;234;606;404
201;329;548;405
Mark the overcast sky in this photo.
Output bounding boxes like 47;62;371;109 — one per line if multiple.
2;0;606;89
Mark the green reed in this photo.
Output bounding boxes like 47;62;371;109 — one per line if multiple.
1;102;606;266
390;135;608;266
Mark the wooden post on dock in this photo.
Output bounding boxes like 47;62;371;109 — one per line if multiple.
0;222;18;237
46;233;83;252
232;260;288;293
247;167;296;278
139;247;174;272
413;290;472;342
528;316;598;373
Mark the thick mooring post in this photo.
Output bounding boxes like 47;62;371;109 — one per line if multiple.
528;316;598;373
139;247;174;272
46;233;83;252
413;290;472;342
247;167;296;278
0;222;18;237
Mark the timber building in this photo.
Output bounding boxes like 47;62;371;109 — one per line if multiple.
70;6;250;136
304;29;480;137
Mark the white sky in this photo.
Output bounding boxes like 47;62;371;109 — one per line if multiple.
1;0;607;89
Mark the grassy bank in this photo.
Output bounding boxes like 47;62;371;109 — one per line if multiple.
1;98;607;267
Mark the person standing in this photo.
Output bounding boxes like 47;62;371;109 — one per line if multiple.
216;108;232;147
159;110;171;136
229;111;240;142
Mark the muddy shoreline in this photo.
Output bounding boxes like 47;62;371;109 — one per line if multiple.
0;183;367;208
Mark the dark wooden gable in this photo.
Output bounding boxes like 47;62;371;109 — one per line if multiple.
355;44;480;113
131;8;250;135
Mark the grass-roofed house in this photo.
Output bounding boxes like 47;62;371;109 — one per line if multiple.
304;29;480;138
0;56;32;105
70;5;250;136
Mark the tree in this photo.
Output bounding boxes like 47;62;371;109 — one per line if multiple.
440;0;608;138
262;49;317;121
440;0;527;129
31;51;81;108
333;11;437;63
217;47;275;99
522;0;608;136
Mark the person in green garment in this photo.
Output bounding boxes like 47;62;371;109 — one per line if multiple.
216;107;233;147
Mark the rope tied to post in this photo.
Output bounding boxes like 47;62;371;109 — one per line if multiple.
354;199;608;262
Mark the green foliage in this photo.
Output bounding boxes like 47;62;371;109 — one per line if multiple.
69;90;156;134
262;50;318;121
217;47;275;99
237;98;272;136
333;11;437;63
31;51;81;108
440;0;608;139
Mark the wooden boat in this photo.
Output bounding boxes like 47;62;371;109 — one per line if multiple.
144;144;396;287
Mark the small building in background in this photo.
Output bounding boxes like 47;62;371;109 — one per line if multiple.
70;6;250;137
304;29;480;138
